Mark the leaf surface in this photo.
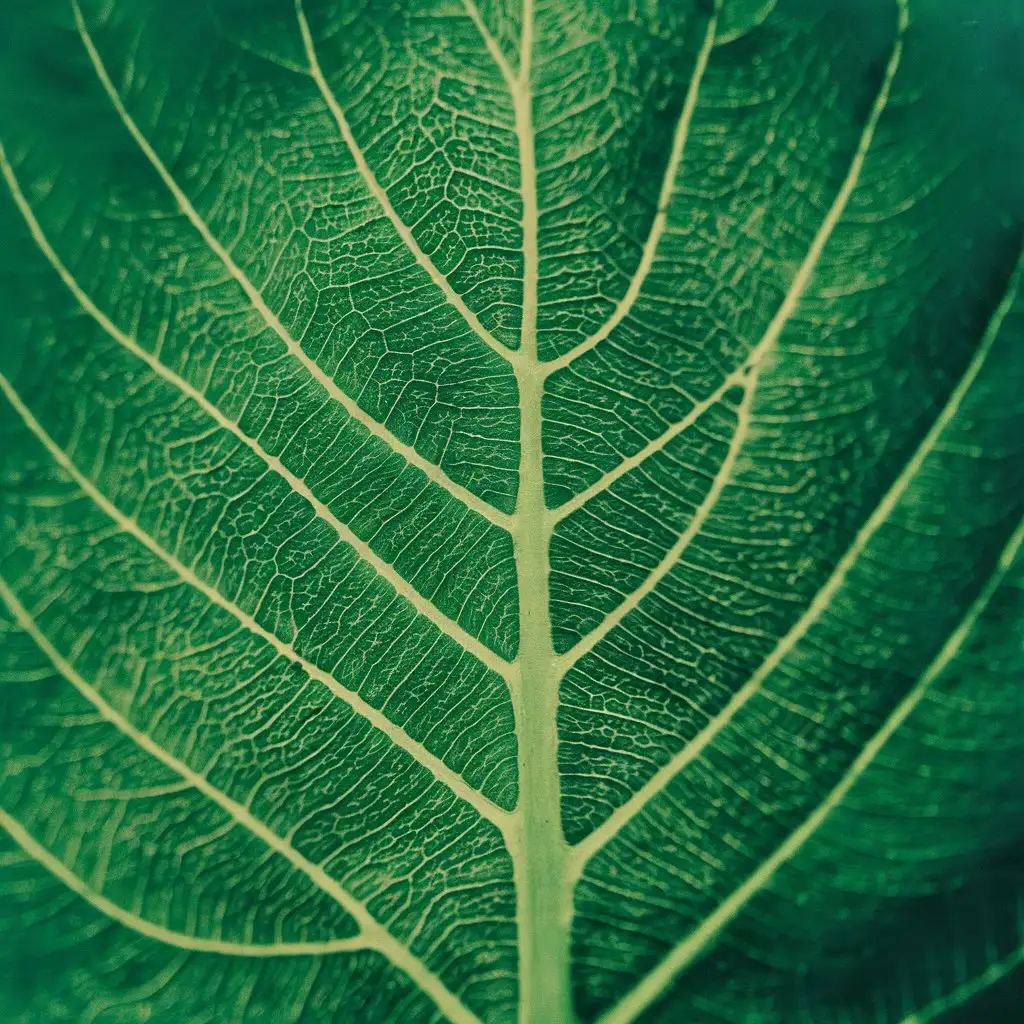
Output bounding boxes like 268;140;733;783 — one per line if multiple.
0;1;1022;1022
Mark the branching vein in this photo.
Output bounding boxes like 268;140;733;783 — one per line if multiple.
0;143;515;685
555;381;754;678
541;8;720;376
899;940;1024;1024
70;0;511;532
0;372;514;838
0;810;367;958
0;577;483;1024
295;0;519;367
594;510;1024;1024
569;233;1017;876
554;0;907;687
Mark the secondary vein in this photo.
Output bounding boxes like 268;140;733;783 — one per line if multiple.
541;7;720;376
0;810;368;958
555;381;754;679
0;142;515;685
295;0;519;368
69;0;510;532
0;577;482;1024
898;940;1024;1024
569;232;1018;878
460;0;519;98
0;372;515;838
595;510;1024;1024
552;0;908;687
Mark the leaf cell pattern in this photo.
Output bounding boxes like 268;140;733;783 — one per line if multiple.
1;1;1022;1022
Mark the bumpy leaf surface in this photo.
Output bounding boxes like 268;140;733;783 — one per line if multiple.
1;1;1023;1022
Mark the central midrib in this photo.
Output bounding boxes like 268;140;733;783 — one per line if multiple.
511;0;575;1020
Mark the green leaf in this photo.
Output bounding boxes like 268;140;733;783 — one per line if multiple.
1;1;1022;1022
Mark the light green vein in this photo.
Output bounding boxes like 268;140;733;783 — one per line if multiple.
0;810;367;958
69;0;511;532
0;142;514;684
569;233;1018;876
541;5;720;375
548;370;738;524
295;0;519;367
0;577;482;1024
549;0;906;523
554;0;908;686
500;0;575;1018
900;940;1024;1024
595;510;1024;1024
554;381;754;679
0;371;514;838
461;0;519;95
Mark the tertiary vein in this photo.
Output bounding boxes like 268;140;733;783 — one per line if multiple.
0;143;514;685
69;0;511;532
595;510;1024;1024
0;577;482;1024
0;372;514;837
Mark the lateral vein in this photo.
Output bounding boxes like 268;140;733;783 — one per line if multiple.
898;940;1024;1024
0;810;367;958
549;0;907;521
0;579;482;1024
594;511;1024;1024
294;0;518;367
69;0;511;532
569;233;1018;875
555;382;754;679
553;0;908;684
460;0;519;96
549;371;737;523
0;143;514;685
542;8;719;376
0;372;514;838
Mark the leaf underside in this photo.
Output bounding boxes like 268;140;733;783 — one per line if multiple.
1;1;1022;1023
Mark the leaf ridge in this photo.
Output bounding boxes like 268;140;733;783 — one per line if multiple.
69;0;511;532
0;577;482;1024
0;143;515;683
294;0;519;366
0;810;367;958
594;510;1024;1024
541;8;720;375
0;372;514;837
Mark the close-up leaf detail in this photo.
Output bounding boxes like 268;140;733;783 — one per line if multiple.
1;0;1022;1021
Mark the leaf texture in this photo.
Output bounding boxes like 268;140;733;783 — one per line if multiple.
0;0;1022;1022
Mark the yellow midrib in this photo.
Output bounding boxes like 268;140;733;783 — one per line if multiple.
502;0;576;1020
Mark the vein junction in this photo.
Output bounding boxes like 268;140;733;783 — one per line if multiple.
1;1;1016;1023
